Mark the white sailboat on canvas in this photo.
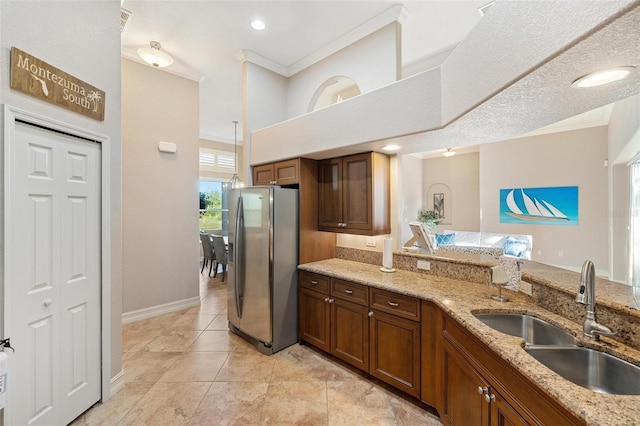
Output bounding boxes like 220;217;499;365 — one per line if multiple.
505;188;569;222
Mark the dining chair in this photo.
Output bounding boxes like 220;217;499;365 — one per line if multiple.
211;235;228;281
199;232;216;276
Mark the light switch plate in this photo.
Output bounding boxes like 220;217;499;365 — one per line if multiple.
366;237;376;247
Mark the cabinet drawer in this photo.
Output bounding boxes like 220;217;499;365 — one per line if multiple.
370;288;420;321
331;279;368;306
299;271;330;293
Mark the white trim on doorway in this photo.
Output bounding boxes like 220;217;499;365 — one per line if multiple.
2;105;113;404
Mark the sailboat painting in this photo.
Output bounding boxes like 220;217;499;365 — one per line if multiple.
500;186;578;226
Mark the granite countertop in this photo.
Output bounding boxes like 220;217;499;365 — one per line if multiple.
299;258;640;426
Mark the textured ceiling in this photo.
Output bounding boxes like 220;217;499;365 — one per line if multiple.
250;0;640;163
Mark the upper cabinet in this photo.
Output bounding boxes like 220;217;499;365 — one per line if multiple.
253;158;299;186
318;152;390;235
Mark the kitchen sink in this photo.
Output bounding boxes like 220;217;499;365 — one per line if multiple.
473;313;574;345
525;346;640;395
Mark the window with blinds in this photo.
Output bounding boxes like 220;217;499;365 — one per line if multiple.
199;148;235;172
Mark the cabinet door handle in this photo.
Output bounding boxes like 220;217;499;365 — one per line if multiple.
477;386;488;395
485;394;495;403
329;298;334;303
310;280;318;285
344;289;353;294
388;301;399;307
324;297;330;303
368;311;374;317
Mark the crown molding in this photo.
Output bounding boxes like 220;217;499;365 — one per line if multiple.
121;47;204;82
235;50;289;76
237;4;409;78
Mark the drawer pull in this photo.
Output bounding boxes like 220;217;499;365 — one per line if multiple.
310;280;318;285
344;289;353;294
388;301;399;307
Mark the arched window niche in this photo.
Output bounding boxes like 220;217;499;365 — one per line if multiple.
308;76;361;112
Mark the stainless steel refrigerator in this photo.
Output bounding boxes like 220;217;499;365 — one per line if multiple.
227;186;299;354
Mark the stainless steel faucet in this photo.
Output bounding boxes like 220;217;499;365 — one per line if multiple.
576;260;616;340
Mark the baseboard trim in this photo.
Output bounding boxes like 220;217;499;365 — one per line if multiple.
122;296;201;324
109;370;125;398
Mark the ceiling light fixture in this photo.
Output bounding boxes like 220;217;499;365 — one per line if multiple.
226;120;244;190
571;66;635;88
442;148;456;157
382;144;401;151
137;41;174;68
251;19;266;30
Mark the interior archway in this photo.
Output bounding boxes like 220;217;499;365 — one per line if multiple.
308;76;361;112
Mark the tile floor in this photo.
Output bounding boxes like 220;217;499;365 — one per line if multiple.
72;267;442;425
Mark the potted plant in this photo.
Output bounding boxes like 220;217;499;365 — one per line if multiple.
418;209;443;232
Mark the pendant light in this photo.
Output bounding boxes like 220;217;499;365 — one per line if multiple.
227;120;244;190
137;41;174;68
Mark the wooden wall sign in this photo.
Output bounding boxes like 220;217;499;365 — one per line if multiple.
10;47;106;121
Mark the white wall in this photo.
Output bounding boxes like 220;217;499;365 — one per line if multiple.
242;61;287;181
286;23;400;118
122;59;200;313
480;127;609;272
422;152;480;233
0;0;122;384
608;93;640;283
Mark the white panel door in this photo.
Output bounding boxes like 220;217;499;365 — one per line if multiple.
6;121;101;425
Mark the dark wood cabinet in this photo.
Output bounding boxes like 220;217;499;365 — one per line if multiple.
369;309;421;398
318;152;390;235
421;300;441;407
298;271;331;352
440;313;581;426
331;297;369;370
490;391;528;426
441;337;490;426
298;272;369;371
252;158;299;186
299;270;584;425
441;339;527;426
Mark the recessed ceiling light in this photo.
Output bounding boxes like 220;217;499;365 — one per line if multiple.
571;66;635;88
251;19;266;30
442;148;456;157
382;144;401;151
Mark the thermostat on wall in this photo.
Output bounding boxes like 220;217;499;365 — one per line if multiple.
158;141;177;153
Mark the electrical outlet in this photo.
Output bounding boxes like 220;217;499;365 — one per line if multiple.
417;260;431;270
366;237;376;247
558;251;564;258
519;280;533;296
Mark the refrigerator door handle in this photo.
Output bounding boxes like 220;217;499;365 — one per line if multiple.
234;195;244;319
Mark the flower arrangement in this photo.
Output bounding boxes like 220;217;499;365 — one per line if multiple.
417;209;443;231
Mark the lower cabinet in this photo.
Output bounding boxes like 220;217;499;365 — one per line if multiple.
369;309;420;397
299;271;369;371
298;271;420;396
440;312;581;426
299;286;331;353
299;270;583;426
369;288;421;398
331;297;369;370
